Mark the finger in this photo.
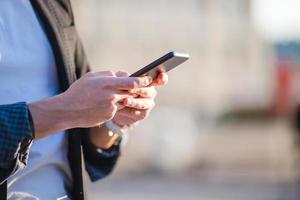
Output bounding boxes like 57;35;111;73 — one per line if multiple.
116;71;130;77
112;114;140;126
160;73;168;84
113;91;132;102
111;76;153;90
150;72;168;86
123;97;155;110
116;102;126;110
129;87;157;98
91;70;116;77
100;90;131;104
117;107;148;119
114;108;149;125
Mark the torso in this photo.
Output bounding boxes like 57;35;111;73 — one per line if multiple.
0;0;71;199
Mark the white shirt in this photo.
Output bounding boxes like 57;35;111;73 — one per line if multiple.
0;0;71;199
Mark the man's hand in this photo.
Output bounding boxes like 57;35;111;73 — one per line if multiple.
112;71;168;127
89;71;168;149
29;71;152;139
60;71;153;128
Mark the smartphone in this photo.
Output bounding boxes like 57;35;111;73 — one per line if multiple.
130;51;190;79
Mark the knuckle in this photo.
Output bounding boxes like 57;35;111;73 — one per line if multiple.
107;70;115;76
105;105;117;119
123;71;130;76
117;71;129;77
101;79;112;89
134;78;142;88
107;94;117;103
127;81;136;89
103;70;115;76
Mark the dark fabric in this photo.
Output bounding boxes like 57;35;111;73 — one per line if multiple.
82;132;121;182
0;0;119;197
0;181;7;200
0;0;121;199
29;0;120;199
0;103;34;184
29;1;87;199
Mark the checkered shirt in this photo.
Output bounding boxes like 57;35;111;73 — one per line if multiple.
0;102;34;183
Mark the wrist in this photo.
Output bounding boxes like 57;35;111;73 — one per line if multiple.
28;94;77;139
90;125;119;149
105;120;129;138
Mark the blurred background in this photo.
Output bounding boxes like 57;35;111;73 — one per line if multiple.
72;0;300;199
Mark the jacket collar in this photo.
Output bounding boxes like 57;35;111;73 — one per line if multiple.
30;0;76;91
28;1;86;200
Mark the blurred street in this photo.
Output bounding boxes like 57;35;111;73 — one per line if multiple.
89;117;300;200
71;1;300;199
89;174;299;200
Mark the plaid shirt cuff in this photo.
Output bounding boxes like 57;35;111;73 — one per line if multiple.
0;102;34;171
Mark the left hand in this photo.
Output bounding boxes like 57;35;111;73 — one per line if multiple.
112;71;168;127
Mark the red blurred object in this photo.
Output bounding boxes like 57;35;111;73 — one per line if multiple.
273;58;295;115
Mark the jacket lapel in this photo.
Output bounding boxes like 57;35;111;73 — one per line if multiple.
29;1;86;200
30;0;76;90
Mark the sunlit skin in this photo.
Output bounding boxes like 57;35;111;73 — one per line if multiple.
29;70;168;149
90;71;168;149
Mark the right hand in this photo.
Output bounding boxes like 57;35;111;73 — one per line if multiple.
61;71;152;128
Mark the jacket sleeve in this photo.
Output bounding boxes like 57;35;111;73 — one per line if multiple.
81;133;120;182
74;30;121;181
0;102;34;184
74;35;90;78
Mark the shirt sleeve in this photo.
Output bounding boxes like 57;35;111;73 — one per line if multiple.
81;132;121;182
0;102;34;184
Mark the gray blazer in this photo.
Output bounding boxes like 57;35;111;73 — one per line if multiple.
0;1;121;199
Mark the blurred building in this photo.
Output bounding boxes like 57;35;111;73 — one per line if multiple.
72;0;273;116
275;42;300;113
70;0;293;179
